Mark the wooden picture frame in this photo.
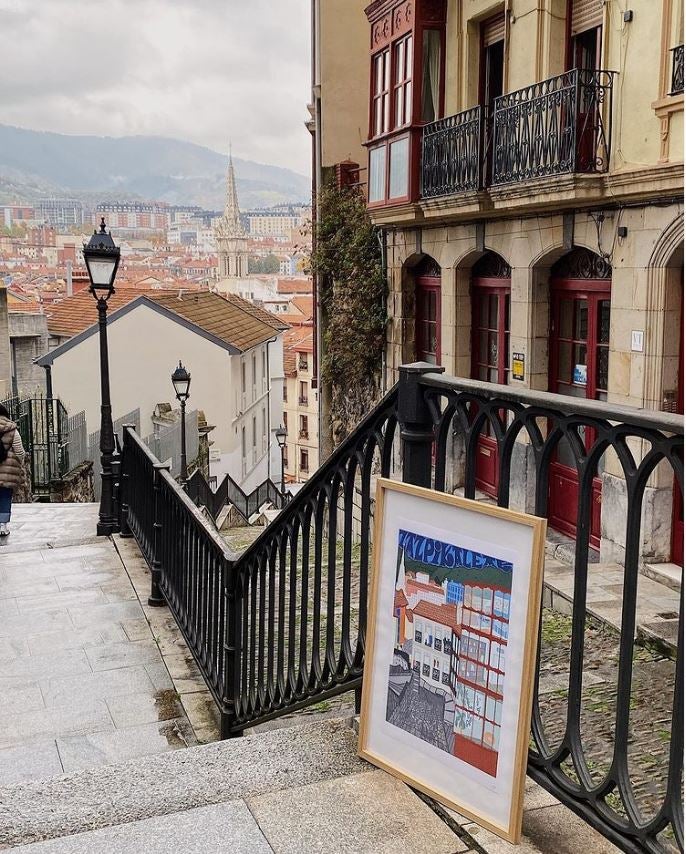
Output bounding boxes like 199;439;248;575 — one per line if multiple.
359;479;547;843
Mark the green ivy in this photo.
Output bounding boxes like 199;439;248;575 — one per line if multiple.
310;181;387;394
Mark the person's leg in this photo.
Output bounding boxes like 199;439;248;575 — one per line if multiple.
0;487;12;528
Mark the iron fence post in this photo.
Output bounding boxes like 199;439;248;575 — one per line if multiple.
221;558;242;738
149;462;170;607
118;425;135;539
397;362;444;487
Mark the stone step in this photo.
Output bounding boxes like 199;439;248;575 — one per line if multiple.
641;561;682;592
0;717;366;849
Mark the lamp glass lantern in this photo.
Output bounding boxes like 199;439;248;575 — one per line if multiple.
275;424;287;448
83;217;120;295
172;361;191;401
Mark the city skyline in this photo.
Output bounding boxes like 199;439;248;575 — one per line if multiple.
0;0;311;175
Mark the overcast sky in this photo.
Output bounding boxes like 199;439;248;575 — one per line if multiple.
0;0;312;175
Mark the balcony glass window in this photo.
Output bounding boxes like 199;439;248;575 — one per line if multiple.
393;34;413;129
388;137;409;198
369;146;387;202
421;29;441;123
372;49;391;137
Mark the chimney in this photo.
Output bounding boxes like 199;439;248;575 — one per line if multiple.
66;260;73;297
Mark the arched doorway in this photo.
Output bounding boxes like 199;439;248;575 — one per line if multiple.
471;251;511;496
414;256;442;365
548;247;612;548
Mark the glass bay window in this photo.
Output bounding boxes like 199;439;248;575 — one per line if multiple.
366;0;446;207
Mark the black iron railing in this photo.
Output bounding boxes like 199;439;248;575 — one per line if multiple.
492;68;615;186
120;365;682;852
186;469;286;524
421;106;483;197
671;45;684;95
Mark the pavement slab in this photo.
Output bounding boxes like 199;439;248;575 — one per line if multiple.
5;801;273;854
247;768;466;854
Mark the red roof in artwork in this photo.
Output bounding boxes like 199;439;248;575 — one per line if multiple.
394;589;408;609
406;574;444;597
410;600;460;634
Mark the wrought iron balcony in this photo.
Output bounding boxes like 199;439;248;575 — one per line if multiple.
492;68;615;186
420;106;483;198
671;44;684;95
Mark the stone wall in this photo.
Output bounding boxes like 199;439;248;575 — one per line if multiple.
8;312;48;395
49;462;95;504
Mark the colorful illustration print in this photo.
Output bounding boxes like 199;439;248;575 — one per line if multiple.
386;530;513;777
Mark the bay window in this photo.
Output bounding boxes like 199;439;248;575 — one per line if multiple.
365;0;446;207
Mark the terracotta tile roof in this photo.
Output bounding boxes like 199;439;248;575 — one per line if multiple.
219;292;289;333
45;288;151;336
45;288;285;353
410;600;460;634
277;277;312;295
289;295;313;320
394;588;408;609
147;291;284;352
8;301;42;313
284;349;297;375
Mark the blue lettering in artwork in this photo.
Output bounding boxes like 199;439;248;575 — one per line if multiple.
398;529;513;572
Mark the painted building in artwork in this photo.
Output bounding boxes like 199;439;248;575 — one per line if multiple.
408;599;460;695
451;583;511;777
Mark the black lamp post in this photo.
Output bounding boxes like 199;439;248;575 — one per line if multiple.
275;424;287;498
83;217;121;536
171;361;191;483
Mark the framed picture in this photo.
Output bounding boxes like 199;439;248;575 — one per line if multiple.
359;479;546;843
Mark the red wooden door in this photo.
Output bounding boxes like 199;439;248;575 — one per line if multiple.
416;275;441;365
471;254;511;497
549;274;610;549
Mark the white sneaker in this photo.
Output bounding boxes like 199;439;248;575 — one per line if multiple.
0;523;9;536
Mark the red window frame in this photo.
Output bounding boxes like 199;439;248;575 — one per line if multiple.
471;282;510;385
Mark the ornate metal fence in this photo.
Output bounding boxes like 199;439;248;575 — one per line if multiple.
186;469;286;524
421;106;483;197
120;364;682;853
492;69;615;185
671;45;684;96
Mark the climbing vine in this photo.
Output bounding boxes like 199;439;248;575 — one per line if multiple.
310;180;387;441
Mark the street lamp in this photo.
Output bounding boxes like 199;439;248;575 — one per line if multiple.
83;217;121;536
171;361;191;483
275;424;287;498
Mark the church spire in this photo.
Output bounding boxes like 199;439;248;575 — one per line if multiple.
221;146;243;236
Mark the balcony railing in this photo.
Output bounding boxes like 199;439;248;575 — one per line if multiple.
492;69;615;186
419;69;615;199
671;44;684;95
298;395;309;405
420;106;483;198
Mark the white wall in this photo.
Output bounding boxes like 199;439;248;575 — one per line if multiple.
49;302;236;467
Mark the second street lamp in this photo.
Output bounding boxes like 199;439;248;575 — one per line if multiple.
275;423;287;499
171;361;191;483
84;218;121;536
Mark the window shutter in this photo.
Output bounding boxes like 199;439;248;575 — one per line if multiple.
482;13;505;46
571;0;603;36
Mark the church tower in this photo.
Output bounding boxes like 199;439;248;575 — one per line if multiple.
215;150;249;280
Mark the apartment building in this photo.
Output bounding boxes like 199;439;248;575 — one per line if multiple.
282;323;319;483
317;0;684;565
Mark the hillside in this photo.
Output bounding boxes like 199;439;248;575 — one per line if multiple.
0;124;310;210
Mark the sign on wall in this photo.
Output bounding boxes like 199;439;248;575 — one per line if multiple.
512;352;525;381
359;479;546;843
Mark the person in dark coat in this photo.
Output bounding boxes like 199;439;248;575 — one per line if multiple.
0;404;26;535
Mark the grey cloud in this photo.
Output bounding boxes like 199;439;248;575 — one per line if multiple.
0;0;311;174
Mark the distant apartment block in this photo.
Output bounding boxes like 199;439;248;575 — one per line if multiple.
37;199;84;229
2;205;35;229
95;202;169;232
244;207;307;238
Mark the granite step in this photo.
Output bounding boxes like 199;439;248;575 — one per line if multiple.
0;717;366;849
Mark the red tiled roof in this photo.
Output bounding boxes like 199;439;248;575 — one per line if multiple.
410;600;460;634
8;301;42;313
45;288;151;336
289;295;313;319
406;574;444;596
394;589;408;609
219;292;289;333
277;277;312;295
